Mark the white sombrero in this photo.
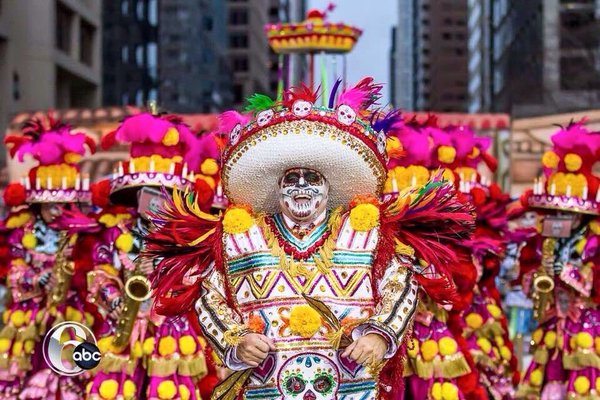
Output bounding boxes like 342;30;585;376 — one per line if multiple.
221;95;388;213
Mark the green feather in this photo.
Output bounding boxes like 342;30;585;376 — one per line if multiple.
244;93;276;113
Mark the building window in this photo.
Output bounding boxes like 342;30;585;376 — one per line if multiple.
79;20;95;66
12;72;20;101
229;9;248;25
233;83;244;103
122;92;129;105
442;32;451;40
121;46;129;63
204;16;213;31
136;0;145;20
230;34;248;48
135;89;144;106
147;42;157;79
148;0;158;26
56;4;73;53
148;88;157;102
233;57;249;72
121;0;129;15
136;45;144;66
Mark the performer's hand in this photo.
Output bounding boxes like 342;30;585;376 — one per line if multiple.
342;333;388;366
235;333;276;367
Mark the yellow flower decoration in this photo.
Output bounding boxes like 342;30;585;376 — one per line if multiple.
477;337;492;354
223;207;254;234
564;153;583;172
438;337;458;356
201;158;219;175
596;376;600;392
431;382;442;400
179;335;197;356
115;233;134;253
590;220;600;235
544;331;557;349
486;304;502;319
465;313;483;330
21;233;37;250
421;339;439;361
123;380;136;399
0;338;10;353
441;382;459;400
6;212;32;229
157;380;177;399
158;336;177;356
529;369;543;387
532;328;543;345
576;332;594;349
143;337;155;355
99;379;119;400
10;310;26;328
162;127;180;146
500;346;512;361
179;385;191;400
574;376;591;395
437;145;456;164
289;305;322;338
349;203;380;231
65;306;83;322
131;341;143;358
542;151;560;169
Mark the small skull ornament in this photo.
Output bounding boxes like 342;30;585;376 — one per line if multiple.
278;353;339;400
376;130;386;154
257;109;274;127
292;100;313;117
336;104;356;126
229;123;242;146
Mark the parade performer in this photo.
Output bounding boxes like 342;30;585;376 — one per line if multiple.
0;115;97;399
385;119;487;400
86;109;212;400
144;79;475;400
517;121;600;399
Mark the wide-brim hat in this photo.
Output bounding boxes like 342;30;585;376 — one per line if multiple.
222;111;387;213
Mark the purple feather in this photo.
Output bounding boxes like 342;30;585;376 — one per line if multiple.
328;79;342;108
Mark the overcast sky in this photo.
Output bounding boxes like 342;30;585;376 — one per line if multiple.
308;0;397;102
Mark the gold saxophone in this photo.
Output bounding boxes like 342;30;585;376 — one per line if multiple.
532;237;556;321
48;232;75;307
112;266;152;348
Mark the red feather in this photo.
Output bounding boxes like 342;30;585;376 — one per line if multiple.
282;83;319;109
4;136;31;158
84;135;97;155
101;129;118;150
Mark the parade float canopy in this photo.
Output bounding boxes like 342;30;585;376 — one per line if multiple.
264;8;362;54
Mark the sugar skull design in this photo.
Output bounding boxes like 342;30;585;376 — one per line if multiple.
376;130;386;154
230;123;242;146
292;100;313;117
257;109;275;127
277;353;340;400
336;104;356;126
279;168;329;223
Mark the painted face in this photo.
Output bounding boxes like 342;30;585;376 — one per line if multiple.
257;109;274;127
279;168;329;224
336;104;356;126
230;123;242;146
278;354;339;400
292;100;312;117
40;203;64;223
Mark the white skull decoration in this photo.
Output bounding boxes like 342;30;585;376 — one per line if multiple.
229;123;242;146
336;104;356;126
292;100;313;117
257;109;274;127
277;354;339;400
376;130;386;154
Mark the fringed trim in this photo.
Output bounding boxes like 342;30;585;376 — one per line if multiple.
95;352;138;375
402;357;414;377
178;355;208;378
15;324;37;342
0;326;16;340
516;384;541;398
145;353;209;378
533;347;549;365
410;353;471;379
472;351;502;371
475;321;505;339
563;349;600;370
567;391;600;400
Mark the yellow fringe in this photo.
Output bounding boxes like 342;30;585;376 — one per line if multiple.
223;326;246;346
0;325;16;340
533;347;549;365
563;349;600;370
178;355;208;378
94;352;137;375
412;353;471;379
516;383;541;398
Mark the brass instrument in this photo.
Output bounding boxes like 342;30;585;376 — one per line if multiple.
112;272;151;348
48;232;75;307
532;237;556;321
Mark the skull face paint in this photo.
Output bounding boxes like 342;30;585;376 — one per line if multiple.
230;123;242;146
277;354;339;400
279;168;329;224
292;100;312;117
257;109;274;127
336;104;356;126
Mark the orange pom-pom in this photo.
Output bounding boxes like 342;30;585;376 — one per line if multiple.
3;183;26;207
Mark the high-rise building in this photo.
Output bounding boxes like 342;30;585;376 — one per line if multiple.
392;0;470;112
468;0;600;117
0;0;102;164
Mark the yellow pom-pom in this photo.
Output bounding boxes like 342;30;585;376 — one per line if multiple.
132;341;143;358
66;306;83;322
529;369;543;387
6;212;32;229
200;158;219;176
486;304;502;319
564;153;583;172
438;337;458;356
179;335;197;356
24;340;35;354
349;203;380;231
441;382;459;400
123;380;136;399
596;376;600;392
407;338;420;358
85;312;95;327
544;331;557;349
438;146;456;164
591;220;600;235
98;379;119;400
21;233;37;250
115;233;134;253
465;313;483;330
532;328;543;345
421;339;439;361
158;336;177;356
542;151;560;169
162;127;180;146
495;336;505;347
576;332;594;349
157;380;177;399
0;338;11;353
12;341;22;356
289;305;322;338
64;152;82;164
2;310;9;325
500;346;512;361
97;336;115;354
143;337;155;355
179;384;191;400
223;207;254;234
10;310;26;328
574;376;591;395
431;382;443;400
477;338;492;354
